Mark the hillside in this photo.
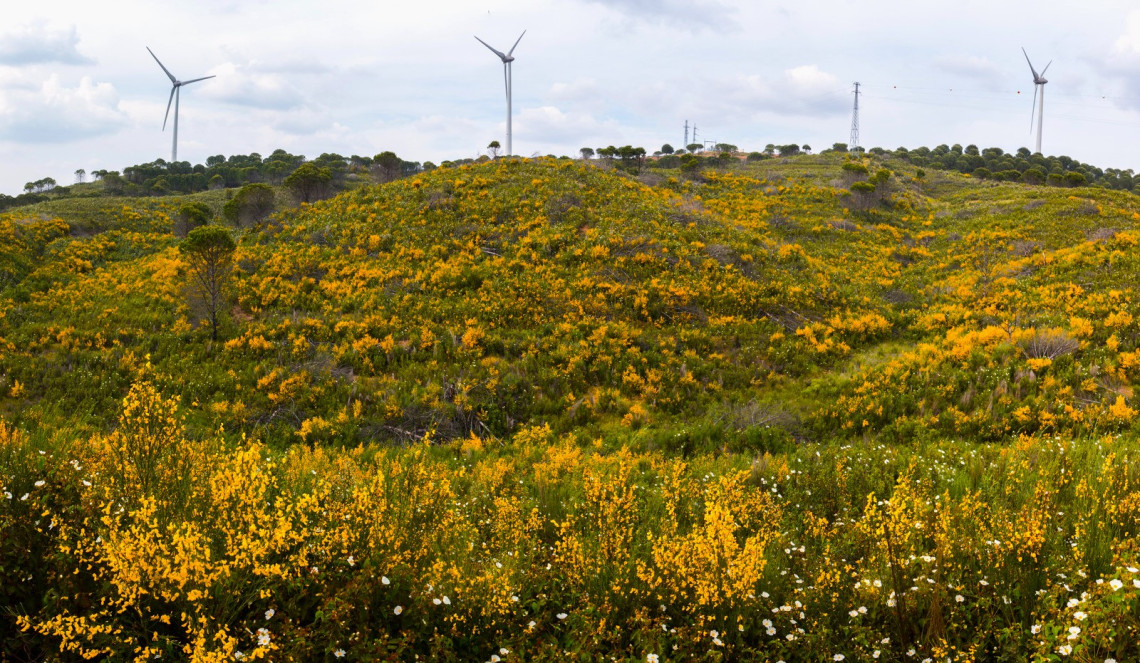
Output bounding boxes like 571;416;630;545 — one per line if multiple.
3;154;1139;446
3;154;1140;660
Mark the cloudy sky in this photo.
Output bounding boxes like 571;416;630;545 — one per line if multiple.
2;0;1140;194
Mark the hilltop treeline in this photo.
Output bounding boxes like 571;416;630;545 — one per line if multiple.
833;143;1135;191
105;149;425;196
0;150;427;213
599;141;1138;193
5;140;1135;215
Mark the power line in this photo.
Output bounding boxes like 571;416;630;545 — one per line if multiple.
894;82;1136;103
866;92;1140;128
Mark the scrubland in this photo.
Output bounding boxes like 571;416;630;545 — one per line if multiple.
2;154;1140;661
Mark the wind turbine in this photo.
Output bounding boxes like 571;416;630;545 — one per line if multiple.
1022;47;1051;155
474;30;525;156
147;47;215;163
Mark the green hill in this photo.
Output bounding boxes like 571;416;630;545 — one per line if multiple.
3;153;1140;660
3;154;1138;446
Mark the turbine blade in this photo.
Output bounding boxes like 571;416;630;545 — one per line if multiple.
1040;60;1052;76
163;86;176;131
474;35;508;61
147;46;177;84
181;75;216;85
1021;47;1039;79
508;30;526;57
1029;85;1038;134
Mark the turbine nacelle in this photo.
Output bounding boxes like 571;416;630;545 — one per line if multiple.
474;30;525;64
1022;47;1051;85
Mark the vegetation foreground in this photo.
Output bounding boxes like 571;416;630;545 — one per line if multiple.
3;153;1140;661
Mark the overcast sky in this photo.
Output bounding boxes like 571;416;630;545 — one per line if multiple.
2;0;1140;195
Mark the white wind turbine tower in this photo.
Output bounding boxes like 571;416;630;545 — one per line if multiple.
474;30;525;156
1022;47;1051;155
147;47;215;163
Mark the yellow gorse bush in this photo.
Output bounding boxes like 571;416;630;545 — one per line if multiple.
6;385;1140;659
4;153;1140;659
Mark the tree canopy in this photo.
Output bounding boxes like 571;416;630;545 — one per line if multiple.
179;225;237;342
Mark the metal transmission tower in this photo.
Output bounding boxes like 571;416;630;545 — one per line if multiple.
684;120;689;148
692;124;699;148
849;82;861;151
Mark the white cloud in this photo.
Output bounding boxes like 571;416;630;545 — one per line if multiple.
271;108;337;135
785;65;838;93
546;78;602;107
577;0;737;31
200;61;307;110
0;74;127;143
1104;10;1140;110
1113;10;1140;59
0;21;94;65
353;114;489;162
259;59;334;76
714;65;846;119
1;0;1139;194
517;105;614;143
934;55;1002;82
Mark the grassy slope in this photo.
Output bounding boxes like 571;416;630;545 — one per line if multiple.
2;154;1139;446
4;154;1140;660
